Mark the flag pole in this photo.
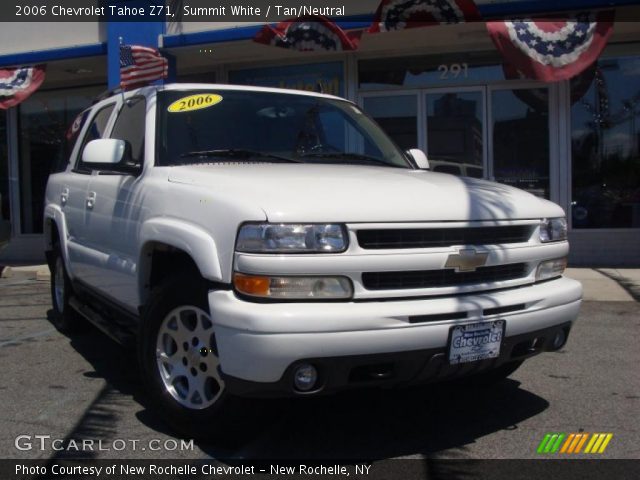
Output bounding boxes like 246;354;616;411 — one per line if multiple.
118;36;125;102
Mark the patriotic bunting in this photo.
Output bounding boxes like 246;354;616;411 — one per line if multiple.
253;15;361;52
0;65;46;110
487;12;615;83
369;0;480;33
120;44;168;90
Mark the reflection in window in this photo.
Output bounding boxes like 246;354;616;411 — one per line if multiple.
427;92;484;177
571;57;640;229
492;88;550;198
362;96;417;151
18;86;103;234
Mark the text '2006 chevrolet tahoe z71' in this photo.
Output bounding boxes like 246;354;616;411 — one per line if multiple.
44;84;582;439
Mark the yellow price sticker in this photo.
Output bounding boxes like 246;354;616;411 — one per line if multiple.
167;94;223;113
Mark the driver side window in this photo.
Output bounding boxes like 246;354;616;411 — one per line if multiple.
111;97;146;166
75;103;116;172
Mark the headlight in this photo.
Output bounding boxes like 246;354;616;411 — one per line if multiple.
234;273;353;300
539;218;567;243
236;223;347;253
536;258;567;282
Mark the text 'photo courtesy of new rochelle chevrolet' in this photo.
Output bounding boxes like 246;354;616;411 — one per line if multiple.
0;1;639;480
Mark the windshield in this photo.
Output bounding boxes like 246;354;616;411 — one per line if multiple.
156;89;412;168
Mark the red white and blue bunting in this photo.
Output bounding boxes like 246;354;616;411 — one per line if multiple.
369;0;481;33
0;65;46;109
253;15;361;52
487;12;615;82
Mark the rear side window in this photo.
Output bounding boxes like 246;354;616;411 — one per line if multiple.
111;97;146;166
76;103;116;171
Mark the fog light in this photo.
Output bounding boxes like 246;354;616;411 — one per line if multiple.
536;258;567;282
293;364;318;392
552;330;567;349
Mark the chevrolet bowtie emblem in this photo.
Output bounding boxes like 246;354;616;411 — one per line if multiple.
445;248;489;272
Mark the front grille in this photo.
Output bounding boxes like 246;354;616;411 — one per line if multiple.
357;225;534;249
362;263;528;291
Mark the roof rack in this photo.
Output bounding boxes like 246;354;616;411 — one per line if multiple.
92;87;124;104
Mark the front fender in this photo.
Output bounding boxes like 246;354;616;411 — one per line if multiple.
43;204;73;275
139;217;224;284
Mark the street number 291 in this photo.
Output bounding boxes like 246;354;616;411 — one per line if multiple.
438;63;469;80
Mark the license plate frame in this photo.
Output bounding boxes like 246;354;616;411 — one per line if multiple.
448;320;505;365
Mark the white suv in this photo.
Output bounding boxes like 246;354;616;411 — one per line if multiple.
44;84;582;439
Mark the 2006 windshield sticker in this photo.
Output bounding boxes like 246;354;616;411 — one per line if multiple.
168;94;223;113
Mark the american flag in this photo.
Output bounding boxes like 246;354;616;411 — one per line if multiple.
254;15;361;52
486;12;615;83
369;0;480;33
119;45;168;90
0;65;46;109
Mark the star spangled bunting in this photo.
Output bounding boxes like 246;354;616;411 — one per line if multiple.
254;15;361;52
487;11;615;83
0;65;46;109
120;44;168;90
369;0;480;33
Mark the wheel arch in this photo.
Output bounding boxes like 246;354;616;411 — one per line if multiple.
43;205;70;272
138;218;225;308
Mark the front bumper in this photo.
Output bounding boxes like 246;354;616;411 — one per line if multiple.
209;277;582;396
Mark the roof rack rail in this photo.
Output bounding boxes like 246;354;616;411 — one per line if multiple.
92;87;124;104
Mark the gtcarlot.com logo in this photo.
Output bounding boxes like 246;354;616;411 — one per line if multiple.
537;432;613;454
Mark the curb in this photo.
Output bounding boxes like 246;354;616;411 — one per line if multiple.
0;265;50;281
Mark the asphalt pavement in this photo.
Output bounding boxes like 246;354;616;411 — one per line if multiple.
0;272;638;462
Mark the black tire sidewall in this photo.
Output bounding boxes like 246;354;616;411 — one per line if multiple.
138;274;236;437
49;247;77;331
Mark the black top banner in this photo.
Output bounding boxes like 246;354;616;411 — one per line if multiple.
5;1;356;22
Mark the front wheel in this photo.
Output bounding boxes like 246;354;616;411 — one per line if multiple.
138;274;248;441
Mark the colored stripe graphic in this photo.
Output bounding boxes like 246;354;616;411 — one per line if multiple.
537;433;565;453
541;433;613;454
585;433;614;454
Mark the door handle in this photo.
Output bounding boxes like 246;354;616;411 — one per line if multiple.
86;192;96;210
60;188;69;206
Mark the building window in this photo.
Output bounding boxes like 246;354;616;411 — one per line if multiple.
362;95;417;151
427;91;485;179
571;56;640;229
229;62;344;97
1;111;9;229
18;85;103;234
492;88;550;198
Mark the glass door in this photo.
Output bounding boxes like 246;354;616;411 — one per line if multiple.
361;92;419;151
360;83;558;202
424;88;486;179
489;86;552;198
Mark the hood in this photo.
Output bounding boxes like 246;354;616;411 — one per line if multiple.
168;164;564;223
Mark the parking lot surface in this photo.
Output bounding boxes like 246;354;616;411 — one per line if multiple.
0;275;638;461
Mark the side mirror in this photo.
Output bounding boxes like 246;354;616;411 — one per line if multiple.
82;139;139;175
407;148;429;170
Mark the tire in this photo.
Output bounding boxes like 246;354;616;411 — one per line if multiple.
466;360;524;386
138;273;250;442
49;246;83;332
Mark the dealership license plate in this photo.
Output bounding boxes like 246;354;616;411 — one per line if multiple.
448;320;505;365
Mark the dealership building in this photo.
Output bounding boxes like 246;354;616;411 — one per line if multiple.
0;0;639;265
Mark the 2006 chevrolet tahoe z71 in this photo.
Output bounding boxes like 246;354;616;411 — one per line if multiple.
44;84;582;439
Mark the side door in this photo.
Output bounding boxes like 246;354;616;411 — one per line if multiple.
82;96;147;311
64;102;117;281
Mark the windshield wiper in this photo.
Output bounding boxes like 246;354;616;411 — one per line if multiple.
299;152;403;167
179;149;299;163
